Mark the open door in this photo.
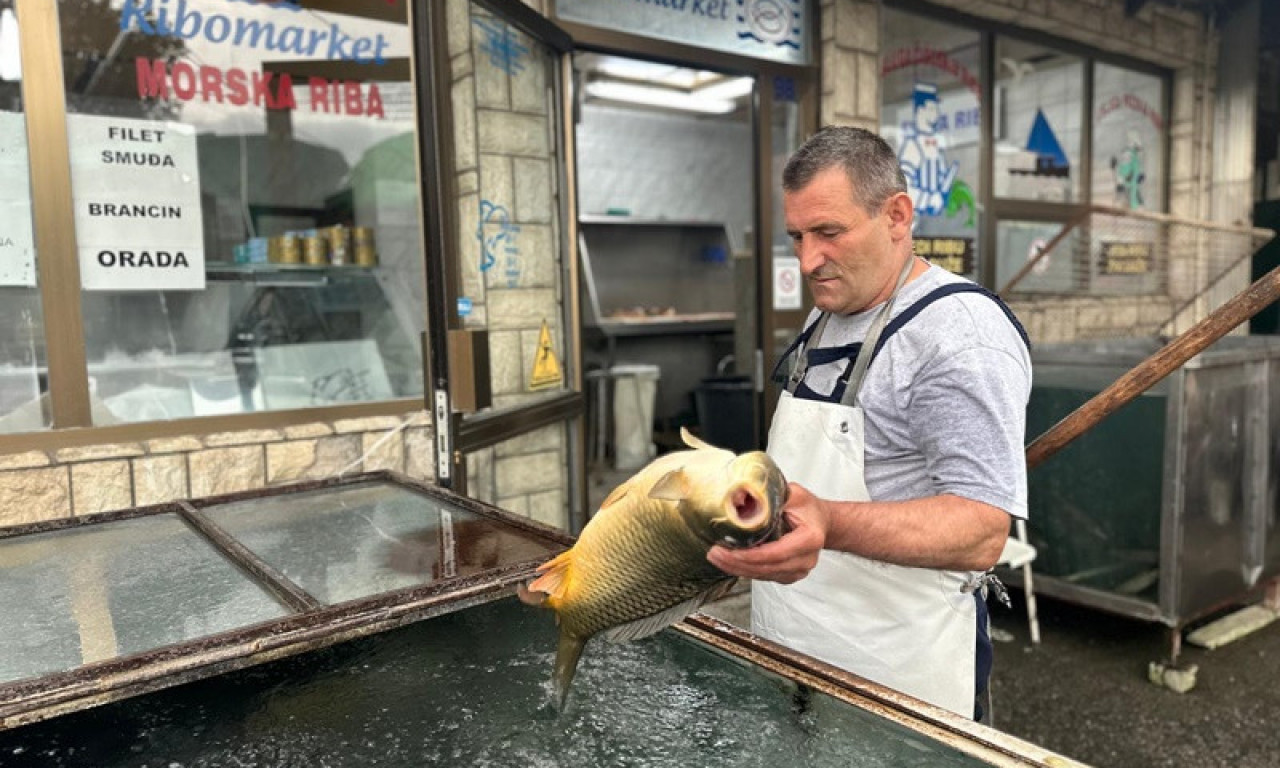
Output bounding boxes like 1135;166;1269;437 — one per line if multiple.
423;1;586;533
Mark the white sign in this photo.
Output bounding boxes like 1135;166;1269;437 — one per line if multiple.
556;0;808;66
773;256;802;310
0;111;36;287
67;114;204;291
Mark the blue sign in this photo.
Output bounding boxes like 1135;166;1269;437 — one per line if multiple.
555;0;808;66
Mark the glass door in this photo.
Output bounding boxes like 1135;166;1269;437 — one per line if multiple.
424;0;584;532
758;73;818;433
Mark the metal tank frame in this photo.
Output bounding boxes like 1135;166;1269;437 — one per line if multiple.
1025;337;1280;648
0;472;1086;767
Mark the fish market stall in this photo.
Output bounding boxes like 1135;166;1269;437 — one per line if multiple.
1025;337;1280;637
0;475;1083;767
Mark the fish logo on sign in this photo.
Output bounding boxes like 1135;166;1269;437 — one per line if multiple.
737;0;803;50
530;320;562;390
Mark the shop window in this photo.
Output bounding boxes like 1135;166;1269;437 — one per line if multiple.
994;219;1082;294
1092;62;1166;212
993;39;1083;204
0;3;51;434
880;9;983;278
56;0;423;424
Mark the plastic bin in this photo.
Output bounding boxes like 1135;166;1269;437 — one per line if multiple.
610;364;660;470
694;375;755;453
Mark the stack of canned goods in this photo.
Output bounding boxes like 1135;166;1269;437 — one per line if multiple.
255;224;377;267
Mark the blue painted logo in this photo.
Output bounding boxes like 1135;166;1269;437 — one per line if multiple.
457;297;473;318
477;199;520;276
737;0;802;50
472;18;529;77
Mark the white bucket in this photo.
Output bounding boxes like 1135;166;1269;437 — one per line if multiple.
610;364;660;470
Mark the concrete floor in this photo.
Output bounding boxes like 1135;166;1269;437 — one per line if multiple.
986;590;1280;768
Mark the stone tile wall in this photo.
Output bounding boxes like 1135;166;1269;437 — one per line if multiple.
447;0;573;529
465;421;570;530
0;413;435;528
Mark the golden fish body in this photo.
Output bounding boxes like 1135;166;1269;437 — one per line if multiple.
519;428;788;708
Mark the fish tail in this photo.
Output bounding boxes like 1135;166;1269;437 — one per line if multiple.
551;630;587;711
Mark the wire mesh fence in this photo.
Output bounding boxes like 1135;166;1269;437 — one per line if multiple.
997;206;1275;340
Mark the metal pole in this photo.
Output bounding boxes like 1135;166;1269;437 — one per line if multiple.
1026;264;1280;470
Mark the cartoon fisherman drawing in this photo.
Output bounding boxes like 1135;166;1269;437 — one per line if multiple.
1111;130;1145;210
898;82;959;217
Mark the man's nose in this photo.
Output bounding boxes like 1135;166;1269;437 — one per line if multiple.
795;236;825;275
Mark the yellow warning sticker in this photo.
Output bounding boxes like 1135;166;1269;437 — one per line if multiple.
529;320;563;390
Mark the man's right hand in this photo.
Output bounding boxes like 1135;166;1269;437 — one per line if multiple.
707;482;830;584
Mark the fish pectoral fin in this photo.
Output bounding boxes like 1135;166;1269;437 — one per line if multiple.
526;551;573;601
648;468;691;501
517;581;548;606
600;579;737;643
680;426;716;452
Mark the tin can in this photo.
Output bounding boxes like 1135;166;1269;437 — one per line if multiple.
271;234;301;264
303;235;328;265
327;225;351;266
353;226;377;267
282;234;302;264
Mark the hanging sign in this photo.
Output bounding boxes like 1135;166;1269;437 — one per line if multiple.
555;0;808;66
914;236;974;275
529;320;563;390
773;256;801;310
67;114;205;291
1099;241;1152;275
0;112;36;287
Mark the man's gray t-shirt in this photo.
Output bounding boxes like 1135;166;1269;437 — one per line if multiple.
787;263;1031;519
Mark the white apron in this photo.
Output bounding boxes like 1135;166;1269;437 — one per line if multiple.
752;256;979;718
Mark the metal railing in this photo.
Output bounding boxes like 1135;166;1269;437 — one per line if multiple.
998;205;1275;338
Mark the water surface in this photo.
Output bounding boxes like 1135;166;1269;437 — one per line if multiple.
0;598;986;767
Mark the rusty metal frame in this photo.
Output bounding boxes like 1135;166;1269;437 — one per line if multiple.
0;472;572;732
676;615;1088;768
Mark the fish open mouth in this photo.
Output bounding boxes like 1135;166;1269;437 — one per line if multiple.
730;487;765;527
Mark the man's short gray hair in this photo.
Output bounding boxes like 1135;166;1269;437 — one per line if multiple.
782;126;908;214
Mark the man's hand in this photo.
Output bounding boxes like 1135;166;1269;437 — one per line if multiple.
707;482;831;584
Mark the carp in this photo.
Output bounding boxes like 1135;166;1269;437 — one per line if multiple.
518;427;788;708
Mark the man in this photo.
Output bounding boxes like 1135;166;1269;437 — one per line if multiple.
707;126;1031;720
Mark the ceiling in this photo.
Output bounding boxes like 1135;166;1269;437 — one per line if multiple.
574;52;753;117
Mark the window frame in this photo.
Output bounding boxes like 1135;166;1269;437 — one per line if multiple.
884;0;1173;290
2;0;433;452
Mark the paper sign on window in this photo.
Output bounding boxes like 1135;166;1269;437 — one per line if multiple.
0;111;36;288
67;114;205;291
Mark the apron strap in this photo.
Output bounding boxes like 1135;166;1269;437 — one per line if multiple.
839;254;916;407
784;312;833;393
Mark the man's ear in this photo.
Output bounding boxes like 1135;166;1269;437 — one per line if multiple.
884;192;914;240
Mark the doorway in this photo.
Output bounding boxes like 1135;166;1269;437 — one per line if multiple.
571;52;759;499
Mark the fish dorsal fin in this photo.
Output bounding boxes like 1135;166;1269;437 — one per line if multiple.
526;550;573;600
600;579;737;643
648;468;690;502
680;426;716;452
